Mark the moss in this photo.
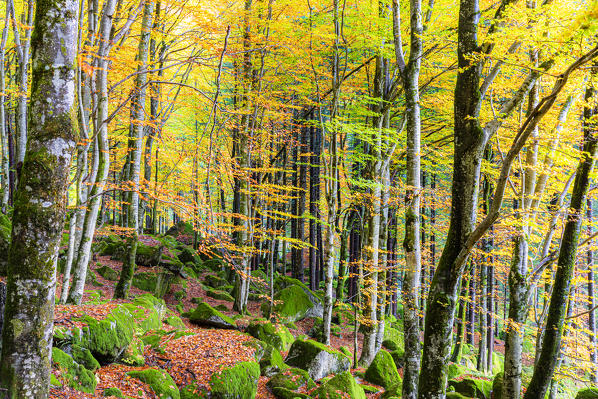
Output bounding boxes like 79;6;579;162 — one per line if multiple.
96;265;119;281
132;271;158;292
209;361;260;399
243;339;268;362
285;338;351;380
122;294;166;333
121;336;145;366
135;242;163;266
103;387;125;397
246;321;295;351
52;347;97;394
492;372;503;399
166;314;186;329
205;286;235;302
364;349;401;390
270;387;310;399
127;368;180;399
205;274;229;289
576;388;598;399
179;383;209;399
448;377;492;399
311;371;366;399
71;344;100;371
259;344;287;377
267;367;315;392
263;284;322;322
50;373;63;387
74;305;135;364
188;302;237;329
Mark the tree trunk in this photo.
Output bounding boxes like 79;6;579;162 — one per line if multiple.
524;79;598;399
115;0;154;299
0;0;78;394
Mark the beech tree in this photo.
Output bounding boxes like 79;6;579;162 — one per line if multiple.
0;0;78;394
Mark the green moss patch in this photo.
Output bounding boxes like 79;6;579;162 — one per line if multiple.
246;321;294;351
364;349;401;390
52;347;97;394
311;371;366;399
209;361;260;399
127;368;180;399
188;302;237;329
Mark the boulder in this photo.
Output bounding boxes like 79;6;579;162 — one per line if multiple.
127;368;180;399
267;368;316;399
205;286;235;302
205;273;229;289
246;321;294;351
96;265;119;281
311;371;366;399
285;338;351;380
135;242;163;267
73;305;134;364
70;344;100;371
492;372;503;399
259;344;287;377
122;294;166;333
448;377;492;399
188;302;237;329
121;336;145;366
209;361;260;399
52;347;97;394
383;326;404;351
263;284;323;322
577;388;598;399
132;271;158;292
364;349;401;390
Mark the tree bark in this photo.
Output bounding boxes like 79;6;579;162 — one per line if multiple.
0;0;78;394
524;78;598;399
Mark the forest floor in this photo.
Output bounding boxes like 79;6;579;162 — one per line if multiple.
49;249;389;399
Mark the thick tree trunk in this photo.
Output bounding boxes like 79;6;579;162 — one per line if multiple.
524;81;598;399
0;0;78;394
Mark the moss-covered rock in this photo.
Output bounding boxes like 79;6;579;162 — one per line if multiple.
209;361;260;399
103;387;124;397
446;393;471;399
577;388;598;399
132;271;159;292
311;371;366;399
127;368;180;399
364;349;401;390
383;326;404;351
205;273;229;289
122;294;166;333
284;338;351;380
205;286;235;302
121;336;145;366
74;305;135;364
492;372;503;399
267;367;316;395
52;347;97;394
71;344;100;371
308;317;342;342
259;344;287;377
135;242;163;266
246;321;294;351
448;377;492;399
166;314;186;329
188;302;237;329
262;285;323;322
96;265;119;281
0;212;11;272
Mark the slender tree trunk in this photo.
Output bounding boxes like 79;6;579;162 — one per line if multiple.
0;0;78;394
0;6;10;211
115;0;154;299
524;79;598;399
66;0;117;304
589;199;598;383
398;0;424;393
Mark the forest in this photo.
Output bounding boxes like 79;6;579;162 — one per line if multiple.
0;0;597;398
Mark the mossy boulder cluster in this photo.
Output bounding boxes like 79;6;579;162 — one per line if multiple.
127;368;180;399
285;338;351;381
52;347;97;393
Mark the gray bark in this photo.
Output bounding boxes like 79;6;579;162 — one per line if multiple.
0;0;78;394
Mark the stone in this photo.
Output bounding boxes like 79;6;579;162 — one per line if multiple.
364;349;401;390
285;338;351;381
188;302;237;329
246;321;295;351
127;368;180;399
311;371;366;399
